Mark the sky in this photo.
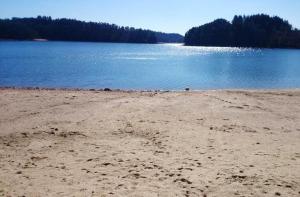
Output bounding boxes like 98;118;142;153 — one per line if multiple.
1;0;300;35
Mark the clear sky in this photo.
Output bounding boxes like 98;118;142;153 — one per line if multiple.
1;0;300;35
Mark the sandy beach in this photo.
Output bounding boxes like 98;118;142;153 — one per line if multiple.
0;88;299;197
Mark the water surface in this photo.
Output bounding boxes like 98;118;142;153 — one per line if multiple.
1;41;300;90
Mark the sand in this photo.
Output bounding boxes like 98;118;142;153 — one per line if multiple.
0;89;299;197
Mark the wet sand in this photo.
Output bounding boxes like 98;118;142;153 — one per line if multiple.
0;89;299;196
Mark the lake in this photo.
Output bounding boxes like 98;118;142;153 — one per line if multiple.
1;41;300;90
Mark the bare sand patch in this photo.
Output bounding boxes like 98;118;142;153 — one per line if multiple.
0;89;299;196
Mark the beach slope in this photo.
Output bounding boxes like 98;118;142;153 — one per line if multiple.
0;89;299;196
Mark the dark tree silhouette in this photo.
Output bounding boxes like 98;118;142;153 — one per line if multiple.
155;32;184;43
0;16;183;44
185;19;233;46
185;14;300;48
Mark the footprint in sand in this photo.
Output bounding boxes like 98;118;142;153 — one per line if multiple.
173;178;192;185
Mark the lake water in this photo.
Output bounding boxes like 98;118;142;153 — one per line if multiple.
1;41;300;90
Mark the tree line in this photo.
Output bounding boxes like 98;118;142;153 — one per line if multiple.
1;15;300;48
0;16;183;44
185;14;300;48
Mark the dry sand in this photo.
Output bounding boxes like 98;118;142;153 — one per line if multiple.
0;89;299;197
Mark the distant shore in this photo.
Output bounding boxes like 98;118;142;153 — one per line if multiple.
0;88;299;196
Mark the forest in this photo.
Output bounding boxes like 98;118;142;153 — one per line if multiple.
185;14;300;48
2;15;300;48
0;16;183;44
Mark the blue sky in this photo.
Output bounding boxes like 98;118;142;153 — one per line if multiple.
1;0;300;34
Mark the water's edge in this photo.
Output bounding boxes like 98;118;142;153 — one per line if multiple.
1;86;299;93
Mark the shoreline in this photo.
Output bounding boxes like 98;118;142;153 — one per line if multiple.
0;88;299;196
0;39;178;45
2;40;300;50
1;86;300;93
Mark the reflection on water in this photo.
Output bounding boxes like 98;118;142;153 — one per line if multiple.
0;41;300;90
